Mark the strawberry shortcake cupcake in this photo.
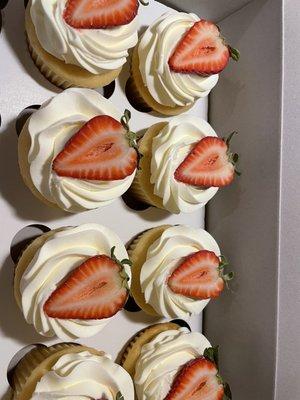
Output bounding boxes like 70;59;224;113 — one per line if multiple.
25;0;147;88
13;223;131;340
121;322;231;399
129;115;240;213
127;11;239;115
128;225;233;318
18;88;138;213
10;343;134;400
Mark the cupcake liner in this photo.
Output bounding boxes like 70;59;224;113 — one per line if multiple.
120;322;180;377
25;3;121;89
11;343;77;398
127;225;171;317
11;343;102;400
130;46;193;116
126;75;153;112
128;123;166;210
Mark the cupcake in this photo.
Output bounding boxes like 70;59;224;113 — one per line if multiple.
10;343;134;399
121;322;231;399
129;115;239;213
128;224;232;318
25;0;145;89
128;12;239;115
18;88;138;213
13;223;131;340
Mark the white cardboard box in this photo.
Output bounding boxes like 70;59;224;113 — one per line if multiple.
0;0;299;399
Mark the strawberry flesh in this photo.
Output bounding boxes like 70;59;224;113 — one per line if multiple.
44;255;129;319
167;250;224;299
174;136;235;188
165;357;224;400
169;20;233;76
63;0;139;29
52;115;137;181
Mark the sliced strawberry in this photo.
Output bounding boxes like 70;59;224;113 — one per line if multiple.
165;357;224;400
168;250;233;299
174;134;239;188
43;251;130;319
63;0;139;29
169;20;239;76
52;113;138;181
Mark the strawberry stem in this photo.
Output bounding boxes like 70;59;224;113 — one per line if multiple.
110;246;132;269
204;347;232;399
224;132;241;176
218;255;234;289
228;46;240;61
121;109;143;168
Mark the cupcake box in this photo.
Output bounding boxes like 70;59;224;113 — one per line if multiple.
1;0;214;397
0;0;296;399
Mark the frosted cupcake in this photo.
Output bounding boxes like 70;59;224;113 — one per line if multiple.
25;0;146;88
128;12;239;115
128;225;232;318
121;322;231;399
18;88;138;213
10;343;134;400
13;223;131;340
129;115;239;213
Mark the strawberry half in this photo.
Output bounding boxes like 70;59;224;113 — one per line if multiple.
167;250;233;300
52;110;138;181
174;133;240;188
165;347;231;400
169;20;239;76
63;0;141;29
43;247;131;319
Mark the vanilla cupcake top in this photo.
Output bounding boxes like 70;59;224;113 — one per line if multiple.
150;115;219;213
18;224;131;341
26;88;137;213
30;0;139;73
138;12;219;107
31;351;134;399
134;328;211;399
140;225;222;318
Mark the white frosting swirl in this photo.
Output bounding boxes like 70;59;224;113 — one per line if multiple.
150;115;219;213
138;12;219;107
20;224;131;341
30;0;138;73
135;328;211;400
31;351;134;399
27;88;136;213
141;225;220;318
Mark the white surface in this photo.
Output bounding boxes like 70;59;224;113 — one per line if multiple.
0;0;210;396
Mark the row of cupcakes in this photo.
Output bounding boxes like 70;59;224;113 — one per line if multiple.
10;322;231;399
14;223;232;341
18;87;239;214
25;0;239;115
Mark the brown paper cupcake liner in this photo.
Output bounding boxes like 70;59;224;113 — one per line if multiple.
120;322;180;378
127;225;171;316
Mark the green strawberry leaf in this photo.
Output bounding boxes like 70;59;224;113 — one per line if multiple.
116;392;124;400
204;346;219;368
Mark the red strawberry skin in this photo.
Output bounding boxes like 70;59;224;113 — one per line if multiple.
63;0;139;29
52;115;137;181
169;20;230;76
168;250;224;300
165;357;224;400
174;136;234;188
43;255;128;320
